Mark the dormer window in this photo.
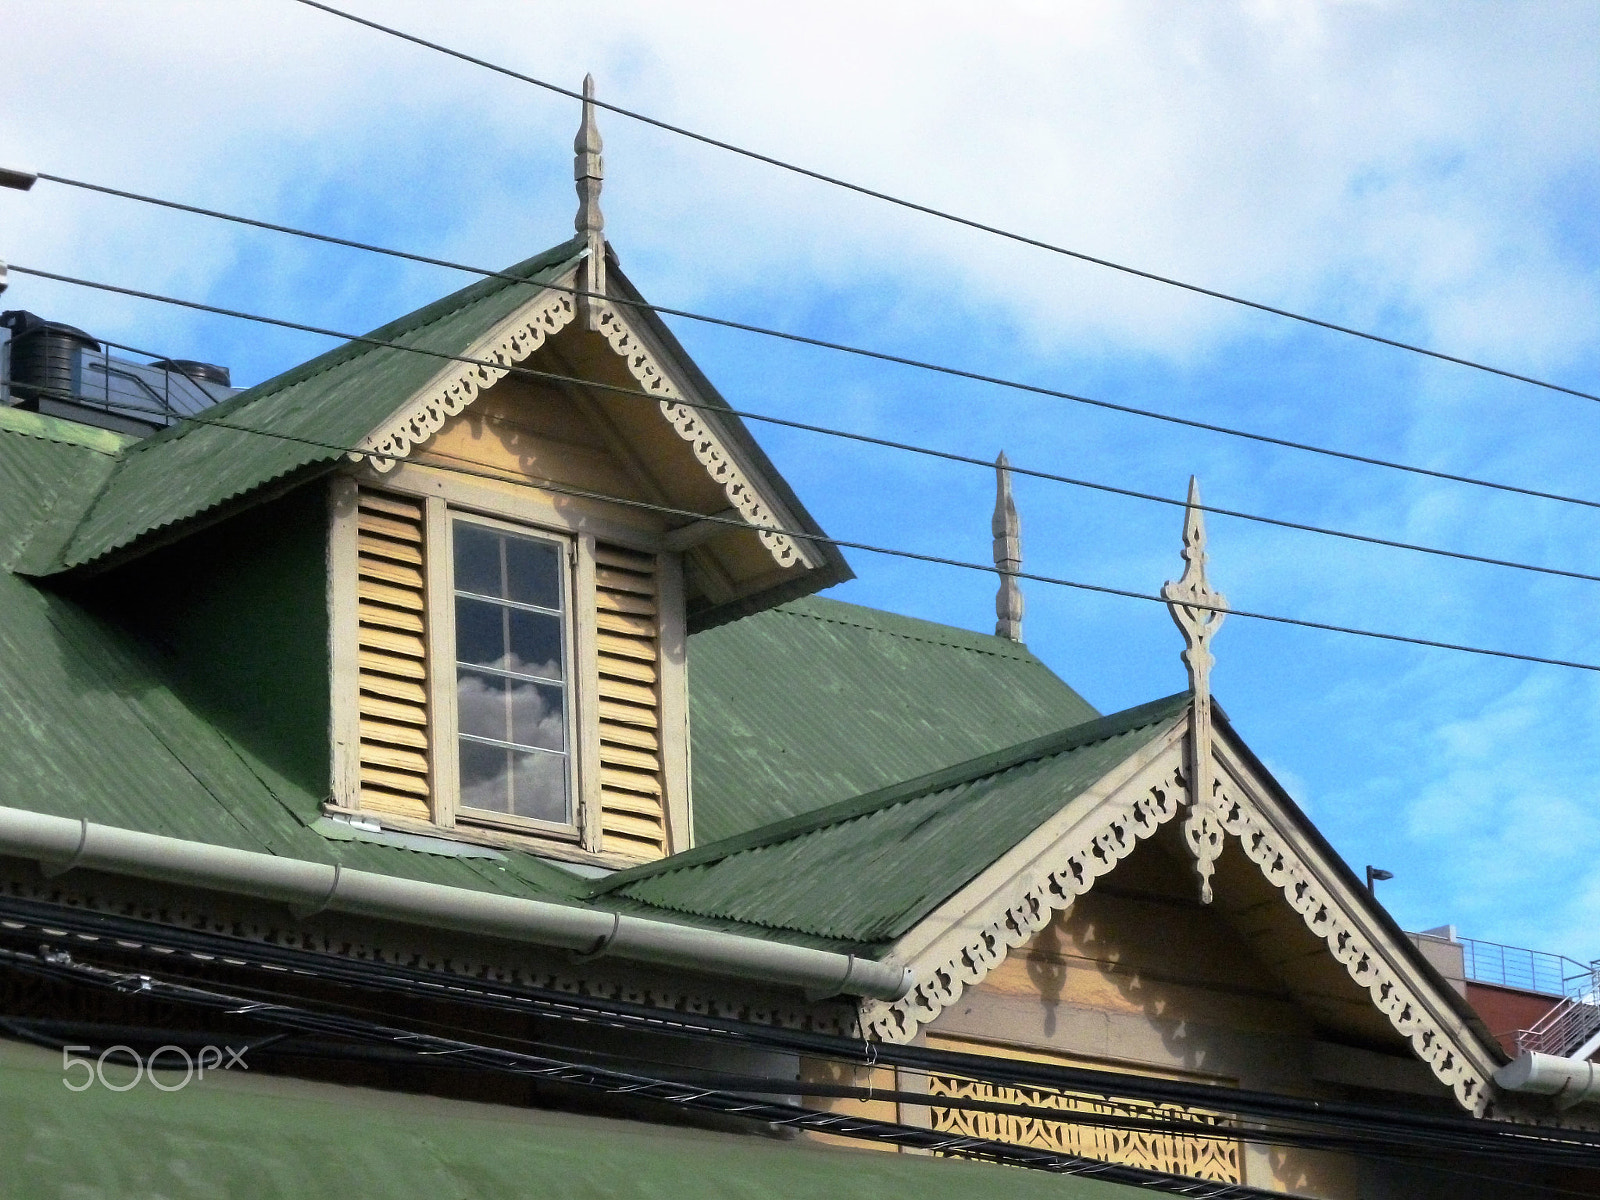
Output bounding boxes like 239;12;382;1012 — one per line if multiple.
327;467;702;867
452;518;575;831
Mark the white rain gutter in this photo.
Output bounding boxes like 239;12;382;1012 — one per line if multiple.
1494;1052;1600;1110
0;806;913;1002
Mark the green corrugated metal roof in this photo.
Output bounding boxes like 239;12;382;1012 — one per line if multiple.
0;422;586;902
0;403;1164;954
34;239;585;574
686;596;1099;843
0;1037;1146;1200
603;695;1188;948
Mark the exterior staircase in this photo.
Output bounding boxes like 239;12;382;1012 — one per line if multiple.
1517;970;1600;1059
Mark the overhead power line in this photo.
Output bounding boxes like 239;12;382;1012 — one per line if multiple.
18;256;1600;589
291;0;1600;408
10;268;1600;674
26;176;1600;518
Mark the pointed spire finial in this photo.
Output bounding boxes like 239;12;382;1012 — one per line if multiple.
574;73;606;330
993;451;1023;641
1161;476;1229;904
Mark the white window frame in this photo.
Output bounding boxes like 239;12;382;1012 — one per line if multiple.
438;510;582;841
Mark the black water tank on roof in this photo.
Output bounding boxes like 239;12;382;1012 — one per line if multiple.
148;358;231;388
1;309;101;406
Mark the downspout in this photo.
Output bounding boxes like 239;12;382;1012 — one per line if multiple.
1494;1052;1600;1110
0;806;913;1003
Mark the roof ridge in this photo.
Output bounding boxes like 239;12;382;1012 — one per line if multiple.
772;599;1041;661
593;690;1192;895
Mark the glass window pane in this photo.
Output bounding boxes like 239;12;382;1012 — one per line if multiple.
455;596;505;668
454;522;503;598
509;749;568;823
459;739;510;813
505;537;561;610
509;680;565;751
506;608;563;681
456;669;509;743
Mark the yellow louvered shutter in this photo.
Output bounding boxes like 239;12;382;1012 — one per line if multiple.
356;490;432;820
593;542;668;859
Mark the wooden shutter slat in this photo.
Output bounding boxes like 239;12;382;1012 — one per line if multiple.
597;675;655;707
359;648;427;681
598;654;657;685
358;512;424;542
599;743;659;773
360;764;430;797
600;721;658;752
597;632;656;661
596;610;655;638
358;602;425;634
358;494;423;522
361;743;429;774
595;589;656;617
359;673;427;705
359;556;424;590
360;693;428;726
601;789;667;819
360;787;431;820
595;565;655;596
593;544;654;572
360;718;428;750
601;810;665;841
598;698;658;729
359;627;426;659
359;578;425;612
602;830;664;857
600;765;662;797
358;533;423;565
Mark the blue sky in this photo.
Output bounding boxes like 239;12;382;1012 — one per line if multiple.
4;1;1599;963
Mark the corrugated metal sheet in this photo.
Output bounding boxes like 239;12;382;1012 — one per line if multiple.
687;596;1099;842
42;240;585;573
0;427;587;902
610;696;1187;947
0;408;124;572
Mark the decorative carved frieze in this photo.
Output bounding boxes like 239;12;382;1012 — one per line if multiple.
592;305;800;569
357;291;578;471
1211;764;1495;1116
862;765;1186;1044
0;871;855;1039
928;1074;1243;1183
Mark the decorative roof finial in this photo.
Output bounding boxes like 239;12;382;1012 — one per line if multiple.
993;451;1023;641
1162;476;1229;904
574;73;606;330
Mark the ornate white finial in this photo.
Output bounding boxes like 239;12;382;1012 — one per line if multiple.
1162;476;1229;903
993;451;1023;641
574;73;606;330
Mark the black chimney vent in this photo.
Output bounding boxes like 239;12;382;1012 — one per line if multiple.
1;310;100;406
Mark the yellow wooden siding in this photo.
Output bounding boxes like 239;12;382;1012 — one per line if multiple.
356;490;431;821
593;542;667;859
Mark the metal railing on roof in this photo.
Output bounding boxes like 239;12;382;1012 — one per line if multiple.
1460;935;1596;998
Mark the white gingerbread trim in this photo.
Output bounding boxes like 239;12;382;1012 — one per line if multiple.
1211;740;1499;1116
355;284;580;471
859;714;1502;1116
350;275;804;573
590;305;801;570
861;733;1189;1044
